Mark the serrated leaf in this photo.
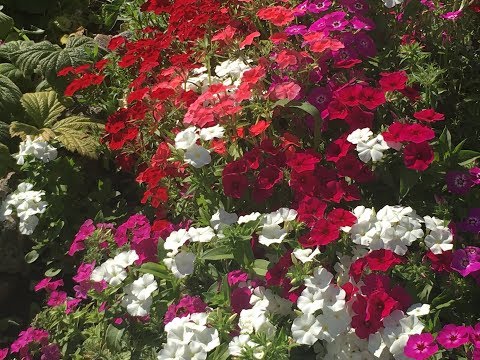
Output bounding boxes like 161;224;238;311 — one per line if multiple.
9;121;42;139
201;246;234;261
21;91;65;128
0;11;14;39
0;63;24;82
0;74;21;115
0;40;33;62
0;142;13;177
0;120;8;142
12;41;60;75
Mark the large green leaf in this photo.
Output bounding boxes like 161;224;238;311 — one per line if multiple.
0;40;34;62
0;11;13;39
0;74;21;115
9;121;44;139
53;116;103;158
11;41;60;75
20;91;65;128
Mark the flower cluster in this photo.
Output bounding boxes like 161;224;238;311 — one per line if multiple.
0;182;47;235
13;136;57;165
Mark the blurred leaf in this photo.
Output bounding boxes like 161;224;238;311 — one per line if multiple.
201;246;234;261
0;11;13;38
0;74;21;115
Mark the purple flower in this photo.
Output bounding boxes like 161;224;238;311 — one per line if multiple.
307;87;333;112
459;208;480;233
470;323;480;348
451;247;480;277
350;15;375;30
436;324;470;349
41;344;61;360
228;270;249;286
339;0;369;14
307;0;332;13
469;167;480;185
284;25;307;36
72;262;96;283
68;219;96;256
310;11;349;33
404;333;438;360
346;33;377;58
0;348;7;360
230;286;252;313
445;170;474;194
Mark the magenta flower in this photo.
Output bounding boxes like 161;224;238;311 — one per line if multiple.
340;0;369;14
459;208;480;233
72;262;96;283
41;344;61;360
445;170;474;194
307;87;333;112
451;247;480;277
404;333;438;360
164;295;208;324
230;286;253;314
47;291;67;307
436;324;471;349
310;11;349;32
307;0;332;13
442;10;462;20
470;323;480;348
284;25;307;36
469;167;480;185
68;219;95;256
227;270;249;286
0;348;8;360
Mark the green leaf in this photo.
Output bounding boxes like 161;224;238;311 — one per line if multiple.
252;259;270;276
457;150;480;167
25;250;39;264
45;268;61;277
0;74;21;115
207;343;230;360
21;91;65;128
139;262;172;280
0;11;14;38
11;41;60;75
0;143;13;176
201;246;234;261
399;168;420;201
105;324;125;352
0;40;33;62
9;121;43;139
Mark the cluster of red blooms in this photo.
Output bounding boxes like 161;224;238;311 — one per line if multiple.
58;60;108;96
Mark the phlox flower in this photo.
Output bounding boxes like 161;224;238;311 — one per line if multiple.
404;333;438;360
424;226;453;254
436;324;470;349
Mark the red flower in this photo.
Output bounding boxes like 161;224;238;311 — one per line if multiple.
327;99;348;119
287;152;321;173
336;154;364;179
365;290;399;321
309;219;340;245
365;249;403;272
239;31;261;49
424;250;453;272
336;84;363;107
257;6;295;26
325;136;353;163
351;313;383;339
403;141;434;171
256;166;283;190
358;87;386;110
327;208;357;228
290;170;317;195
402;124;435;143
379;70;408;91
270;81;301;100
297;196;327;227
345;106;374;131
249;120;270;136
382;122;409;144
413;109;445;122
223;173;249;199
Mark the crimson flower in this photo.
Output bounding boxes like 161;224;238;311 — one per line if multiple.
403;142;434;171
379;70;408;91
414;108;445;122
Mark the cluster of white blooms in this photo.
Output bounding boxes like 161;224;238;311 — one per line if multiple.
185;58;251;93
368;307;429;360
0;182;48;235
258;208;297;246
347;205;453;256
291;264;431;360
14;136;58;165
90;250;139;286
229;285;292;358
157;312;220;360
347;128;390;163
174;125;224;168
122;273;158;317
292;267;351;346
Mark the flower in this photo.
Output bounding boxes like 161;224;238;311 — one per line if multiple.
403;142;434;171
379;71;408;91
383;0;404;7
164;251;196;278
404;333;438;360
355;134;390;163
199;125;225;140
424;226;453;254
451;247;480;277
291;314;322;345
446;171;474;194
347;128;373;144
130;274;158;300
413;109;445;122
184;144;211;168
436;324;470;349
458;208;480;233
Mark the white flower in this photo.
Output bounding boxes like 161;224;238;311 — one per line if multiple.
210;209;238;230
297;287;324;314
188;226;215;243
423;216;446;230
14;136;57;165
91;258;128;286
277;208;298;222
122;294;152;316
316;309;350;342
258;224;287;246
293;247;321;263
130;274;158;300
175;127;198;150
356;134;390;163
164;229;191;254
184;144;211;168
424;226;453;254
347;128;373;144
237;212;262;224
292;313;322;345
113;250;139;268
228;335;252;357
407;304;430;317
304;267;334;291
199;125;224;140
18;215;40;235
238;308;268;334
383;0;404;8
318;284;346;312
164;251;196;278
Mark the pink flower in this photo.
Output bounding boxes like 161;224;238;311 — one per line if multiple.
47;291;67;307
68;219;95;256
66;298;82;314
230;286;253;314
227;270;249;286
404;333;438;360
0;348;8;360
72;262;96;283
436;324;471;349
34;278;64;293
164;296;208;324
470;323;480;348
